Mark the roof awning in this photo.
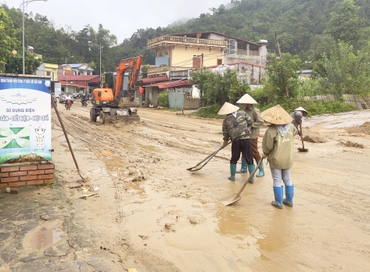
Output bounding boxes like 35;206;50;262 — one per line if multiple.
138;75;168;84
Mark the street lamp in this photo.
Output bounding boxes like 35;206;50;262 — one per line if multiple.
88;41;104;82
21;0;48;74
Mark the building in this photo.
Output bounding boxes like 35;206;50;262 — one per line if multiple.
57;74;100;94
143;31;268;108
146;31;267;78
59;63;94;76
57;63;98;93
36;63;59;81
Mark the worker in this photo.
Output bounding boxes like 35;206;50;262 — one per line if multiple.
291;106;308;136
218;102;253;181
236;93;265;180
261;105;299;209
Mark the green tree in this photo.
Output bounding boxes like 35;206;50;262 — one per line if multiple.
263;52;302;101
327;0;364;44
191;68;249;106
316;41;370;98
0;8;20;73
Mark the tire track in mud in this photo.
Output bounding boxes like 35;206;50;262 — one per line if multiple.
51;110;227;200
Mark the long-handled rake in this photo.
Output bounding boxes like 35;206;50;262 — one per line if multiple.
187;141;231;172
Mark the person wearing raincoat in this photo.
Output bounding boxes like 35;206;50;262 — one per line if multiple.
261;105;299;209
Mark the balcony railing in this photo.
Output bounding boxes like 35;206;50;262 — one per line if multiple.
147;35;228;49
147;66;194;76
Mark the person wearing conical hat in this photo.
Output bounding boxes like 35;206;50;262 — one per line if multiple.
261;105;299;209
290;106;308;136
236;93;265;181
218;102;253;182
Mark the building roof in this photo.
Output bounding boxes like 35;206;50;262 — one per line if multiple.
60;63;93;70
143;79;191;89
137;75;168;84
57;74;100;83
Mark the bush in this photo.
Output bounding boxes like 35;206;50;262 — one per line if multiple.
157;92;169;107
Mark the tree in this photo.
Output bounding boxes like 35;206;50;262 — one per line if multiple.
0;8;20;73
327;0;364;44
316;41;370;98
190;69;249;106
263;53;302;101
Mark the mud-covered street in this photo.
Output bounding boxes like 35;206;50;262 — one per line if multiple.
51;101;370;271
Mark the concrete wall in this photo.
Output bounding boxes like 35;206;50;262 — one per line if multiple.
171;46;222;68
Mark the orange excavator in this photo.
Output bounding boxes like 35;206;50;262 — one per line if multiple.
90;55;143;124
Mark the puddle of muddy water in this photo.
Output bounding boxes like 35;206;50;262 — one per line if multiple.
23;223;64;251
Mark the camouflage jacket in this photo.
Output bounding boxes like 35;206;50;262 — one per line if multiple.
222;111;253;142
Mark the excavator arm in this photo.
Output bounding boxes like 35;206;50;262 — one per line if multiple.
114;55;143;101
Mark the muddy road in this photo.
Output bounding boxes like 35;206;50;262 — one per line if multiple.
51;102;370;271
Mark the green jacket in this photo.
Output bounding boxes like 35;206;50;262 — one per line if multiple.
222;111;252;142
244;106;264;139
262;124;298;169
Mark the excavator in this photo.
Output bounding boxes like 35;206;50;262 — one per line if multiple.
90;55;143;124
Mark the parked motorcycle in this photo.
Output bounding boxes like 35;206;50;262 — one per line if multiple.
65;99;73;110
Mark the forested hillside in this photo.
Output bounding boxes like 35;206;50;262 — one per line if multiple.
1;0;370;72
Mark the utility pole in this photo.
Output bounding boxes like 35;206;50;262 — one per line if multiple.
275;33;290;98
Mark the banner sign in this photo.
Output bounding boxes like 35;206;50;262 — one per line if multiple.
0;75;52;163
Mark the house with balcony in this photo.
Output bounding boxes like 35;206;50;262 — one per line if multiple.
144;31;268;108
146;31;267;78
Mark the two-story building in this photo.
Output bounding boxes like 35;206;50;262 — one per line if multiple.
143;31;268;108
57;63;98;93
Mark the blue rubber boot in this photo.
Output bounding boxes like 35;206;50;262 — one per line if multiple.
271;186;283;209
236;158;248;173
283;185;294;207
247;164;255;183
228;164;236;181
256;160;265;177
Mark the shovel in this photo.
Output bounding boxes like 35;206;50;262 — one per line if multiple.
220;158;263;206
187;141;231;172
298;125;308;152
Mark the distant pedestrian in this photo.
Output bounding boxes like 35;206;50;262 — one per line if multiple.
218;102;253;181
291;106;308;137
236;93;265;181
261;105;299;209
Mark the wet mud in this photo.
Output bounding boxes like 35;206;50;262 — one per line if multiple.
50;104;370;271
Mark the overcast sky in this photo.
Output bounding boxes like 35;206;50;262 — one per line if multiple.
7;0;229;43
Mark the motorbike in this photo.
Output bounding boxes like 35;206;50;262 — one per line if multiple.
65;99;73;110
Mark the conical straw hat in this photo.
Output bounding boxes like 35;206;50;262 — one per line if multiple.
261;104;293;125
294;106;308;116
236;93;257;104
218;102;239;115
